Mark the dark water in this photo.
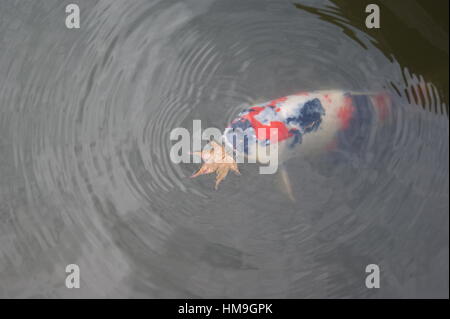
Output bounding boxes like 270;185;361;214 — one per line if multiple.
0;0;448;298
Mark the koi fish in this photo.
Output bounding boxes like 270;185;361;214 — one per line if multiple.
192;90;391;195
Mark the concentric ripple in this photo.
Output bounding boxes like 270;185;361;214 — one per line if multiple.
0;0;448;298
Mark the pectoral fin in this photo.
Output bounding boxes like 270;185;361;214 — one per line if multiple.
276;165;296;202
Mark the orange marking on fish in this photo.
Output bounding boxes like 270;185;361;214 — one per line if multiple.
337;96;355;130
373;94;390;122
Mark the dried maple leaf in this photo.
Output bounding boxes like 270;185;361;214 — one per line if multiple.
191;141;240;190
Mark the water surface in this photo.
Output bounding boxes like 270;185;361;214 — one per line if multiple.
0;0;448;298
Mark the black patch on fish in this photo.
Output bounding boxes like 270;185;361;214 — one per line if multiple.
289;129;302;148
286;98;325;133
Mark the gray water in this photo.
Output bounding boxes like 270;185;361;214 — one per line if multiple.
0;0;448;298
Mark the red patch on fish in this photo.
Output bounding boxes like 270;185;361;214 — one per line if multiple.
243;106;291;142
337;96;355;130
373;93;390;121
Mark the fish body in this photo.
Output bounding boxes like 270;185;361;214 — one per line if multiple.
222;90;390;164
192;90;390;189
